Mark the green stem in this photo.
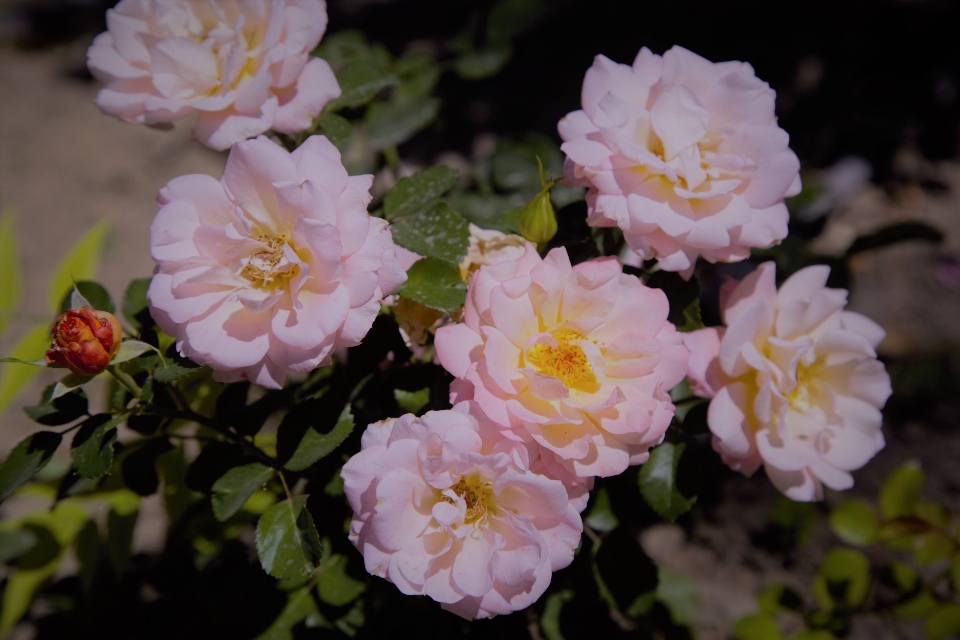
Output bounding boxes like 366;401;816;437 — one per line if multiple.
108;366;142;398
383;146;401;172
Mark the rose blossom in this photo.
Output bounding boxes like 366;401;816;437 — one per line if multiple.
559;46;801;277
147;135;406;388
684;262;892;501
341;402;582;619
87;0;340;151
45;308;123;377
435;245;689;479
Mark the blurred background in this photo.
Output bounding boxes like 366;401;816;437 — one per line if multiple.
1;0;959;638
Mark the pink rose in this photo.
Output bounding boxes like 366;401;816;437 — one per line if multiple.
87;0;340;151
559;46;801;277
341;402;582;619
435;245;689;479
684;262;892;501
147;135;406;388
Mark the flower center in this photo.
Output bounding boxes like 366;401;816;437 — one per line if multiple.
527;329;594;388
445;476;494;525
242;234;299;290
788;365;816;413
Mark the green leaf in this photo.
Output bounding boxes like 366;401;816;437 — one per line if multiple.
281;404;355;472
733;614;783;640
71;414;122;479
328;59;399;111
585;487;619;533
638;442;696;522
74;519;99;592
0;502;87;636
913;532;955;565
59;281;114;314
317;554;365;606
312;30;372;72
256;496;322;582
486;0;545;42
122;278;152;329
398;257;467;312
394;51;441;98
24;385;88;426
383;165;459;221
366;95;439;150
756;584;803;614
0;431;62;502
0;323;56;414
393;387;430;415
0;529;38;565
446;191;525;233
0;209;20;336
121;438;174;496
829;499;879;546
50;373;91;401
792;632;837;640
110;340;154;365
893;590;938;620
318;112;352;149
254;589;320;640
389;202;470;263
879;459;925;519
47;220;109;312
540;589;573;640
656;567;698;626
927;604;960;640
154;363;201;383
813;547;871;611
211;463;274;522
454;44;512;80
490;135;563;194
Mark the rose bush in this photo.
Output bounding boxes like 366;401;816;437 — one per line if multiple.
87;0;339;150
684;262;892;500
148;134;406;388
559;46;801;277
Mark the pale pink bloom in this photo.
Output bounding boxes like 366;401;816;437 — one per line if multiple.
684;262;891;501
435;245;689;479
87;0;339;151
147;135;406;388
559;46;801;278
459;224;528;281
341;402;583;619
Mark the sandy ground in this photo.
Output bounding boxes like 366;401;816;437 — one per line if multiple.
1;40;959;640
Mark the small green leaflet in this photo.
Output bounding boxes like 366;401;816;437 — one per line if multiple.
638;442;696;522
398;257;467;312
256;496;322;582
211;463;274;522
0;431;62;503
388;202;470;264
383;165;459;220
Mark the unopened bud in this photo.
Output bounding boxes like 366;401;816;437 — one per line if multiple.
518;189;557;245
45;308;122;377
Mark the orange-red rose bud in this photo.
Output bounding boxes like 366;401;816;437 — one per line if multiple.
45;308;122;377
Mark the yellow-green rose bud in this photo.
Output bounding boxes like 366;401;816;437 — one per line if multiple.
518;189;557;245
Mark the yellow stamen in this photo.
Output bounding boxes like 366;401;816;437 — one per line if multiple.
444;476;493;525
526;329;594;388
242;234;298;289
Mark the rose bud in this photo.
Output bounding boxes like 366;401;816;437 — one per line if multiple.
45;308;122;377
518;189;558;246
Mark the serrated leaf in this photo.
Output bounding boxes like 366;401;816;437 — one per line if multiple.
328;59;399;111
638;442;696;522
122;278;152;329
366;95;439;150
393;387;430;415
50;373;91;401
60;281;114;314
71;414;122;479
585;487;619;533
384;165;459;221
317;554;365;606
110;340;154;365
813;547;870;611
398;257;467;312
48;220;109;312
0;323;55;415
0;431;62;502
281;404;355;472
23;384;88;427
454;44;512;79
829;499;878;546
256;496;322;582
154;363;201;383
211;463;274;522
121;438;174;496
879;459;925;519
389;202;469;263
0;210;20;336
